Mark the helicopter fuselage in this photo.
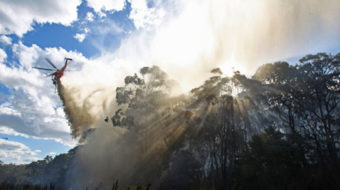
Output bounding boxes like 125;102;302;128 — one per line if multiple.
52;60;70;85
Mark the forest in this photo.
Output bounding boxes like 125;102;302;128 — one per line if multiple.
1;52;339;190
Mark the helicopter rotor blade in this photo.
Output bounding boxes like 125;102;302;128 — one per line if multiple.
33;67;56;71
45;71;57;76
45;58;58;69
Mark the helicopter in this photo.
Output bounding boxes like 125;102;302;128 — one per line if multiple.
33;58;72;85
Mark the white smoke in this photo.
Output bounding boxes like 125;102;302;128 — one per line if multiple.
61;0;340;136
81;0;340;92
57;0;340;188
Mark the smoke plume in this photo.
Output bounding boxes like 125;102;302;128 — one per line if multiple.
54;0;340;188
60;0;340;138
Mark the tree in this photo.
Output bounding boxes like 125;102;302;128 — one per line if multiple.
111;66;178;130
234;126;305;190
160;150;202;190
296;53;340;165
257;53;340;166
189;70;249;190
252;53;340;189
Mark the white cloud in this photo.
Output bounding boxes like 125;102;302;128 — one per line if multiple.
0;42;88;147
86;0;125;14
0;104;21;116
0;92;6;102
83;27;90;34
0;139;40;164
0;0;81;37
74;33;86;42
1;0;340;164
85;0;165;29
86;12;95;22
93;0;340;94
0;126;29;138
49;152;56;156
0;35;12;45
0;48;6;63
74;27;90;43
128;0;166;29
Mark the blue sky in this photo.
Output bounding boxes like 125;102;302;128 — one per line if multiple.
1;0;340;164
0;0;148;164
21;2;135;58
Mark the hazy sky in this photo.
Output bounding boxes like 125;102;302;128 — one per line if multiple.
0;0;340;164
